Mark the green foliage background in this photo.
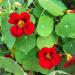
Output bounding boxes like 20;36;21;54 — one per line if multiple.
0;0;75;75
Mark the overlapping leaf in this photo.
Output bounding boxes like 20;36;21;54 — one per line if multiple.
22;49;53;74
36;15;53;36
0;56;24;75
1;13;16;49
14;35;36;54
63;40;75;55
37;34;58;49
38;0;67;16
55;14;75;38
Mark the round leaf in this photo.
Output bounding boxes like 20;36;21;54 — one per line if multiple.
15;50;26;64
33;5;43;18
36;15;53;36
55;14;75;38
38;0;67;16
14;35;36;54
0;56;24;75
63;40;75;55
37;34;58;49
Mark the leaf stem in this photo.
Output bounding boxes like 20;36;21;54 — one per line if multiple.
40;9;45;17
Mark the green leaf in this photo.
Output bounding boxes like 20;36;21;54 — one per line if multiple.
1;13;16;49
36;15;53;36
33;5;43;18
0;36;3;44
55;14;75;38
37;34;58;49
63;40;75;55
0;56;24;75
27;0;33;7
33;0;38;5
0;16;1;26
22;49;52;74
14;0;24;4
30;14;35;24
14;35;36;54
15;50;26;64
38;0;67;16
60;58;75;74
1;0;10;12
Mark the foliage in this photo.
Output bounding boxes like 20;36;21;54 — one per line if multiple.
0;0;75;75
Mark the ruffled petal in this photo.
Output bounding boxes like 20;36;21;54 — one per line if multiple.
8;12;19;24
20;12;30;21
24;21;35;35
38;47;61;69
64;60;72;68
64;55;75;68
39;59;54;69
8;19;16;24
53;54;61;66
10;26;23;37
38;47;50;60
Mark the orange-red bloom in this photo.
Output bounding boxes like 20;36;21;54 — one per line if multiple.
66;10;75;13
8;12;35;37
64;55;75;68
38;47;61;69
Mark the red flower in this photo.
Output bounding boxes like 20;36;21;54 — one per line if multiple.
8;12;35;37
4;54;12;58
66;10;75;13
38;47;61;69
64;55;75;68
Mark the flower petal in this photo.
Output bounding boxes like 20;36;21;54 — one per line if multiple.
53;54;61;66
10;26;23;37
64;60;72;68
38;47;61;69
8;12;19;24
39;59;54;69
38;47;50;60
20;12;30;21
64;55;75;68
24;21;35;35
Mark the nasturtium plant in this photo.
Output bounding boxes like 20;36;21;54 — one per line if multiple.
0;0;75;75
37;34;58;49
55;14;75;38
1;13;16;49
60;57;75;74
36;15;53;36
0;56;25;75
38;0;67;16
63;40;75;55
14;35;36;54
33;4;43;18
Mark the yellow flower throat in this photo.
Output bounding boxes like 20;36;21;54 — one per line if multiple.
18;20;24;28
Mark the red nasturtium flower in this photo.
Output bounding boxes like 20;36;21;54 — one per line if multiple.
8;12;35;37
64;54;75;68
66;10;75;13
38;47;61;69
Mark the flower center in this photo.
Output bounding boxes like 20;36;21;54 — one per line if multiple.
18;20;24;28
0;0;2;3
66;53;72;61
46;53;51;59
